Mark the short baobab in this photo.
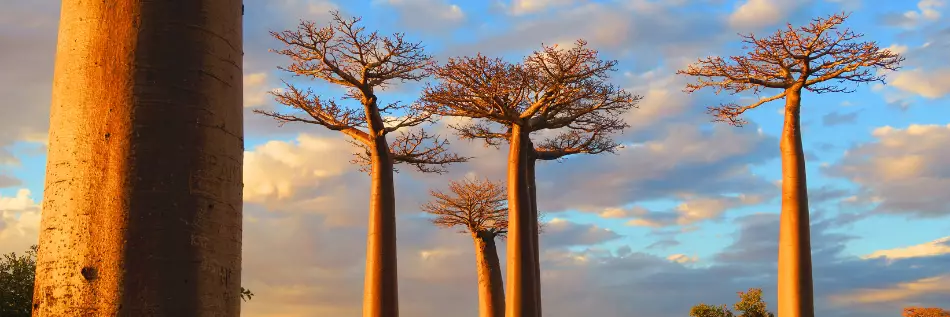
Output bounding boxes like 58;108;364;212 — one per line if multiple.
423;177;509;317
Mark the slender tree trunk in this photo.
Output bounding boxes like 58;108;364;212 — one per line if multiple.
33;1;244;316
363;98;400;317
526;156;542;316
776;87;815;317
505;125;538;317
473;231;505;317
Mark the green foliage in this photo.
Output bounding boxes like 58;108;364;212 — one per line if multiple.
0;245;253;315
0;245;37;317
240;287;255;302
689;288;774;317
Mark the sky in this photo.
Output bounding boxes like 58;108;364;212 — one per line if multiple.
1;0;950;316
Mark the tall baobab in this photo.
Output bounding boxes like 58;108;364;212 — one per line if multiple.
33;1;244;316
257;12;466;317
422;178;509;317
422;40;640;317
677;12;903;317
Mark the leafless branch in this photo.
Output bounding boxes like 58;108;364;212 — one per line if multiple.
678;12;904;122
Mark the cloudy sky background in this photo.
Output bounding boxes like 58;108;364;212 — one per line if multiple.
2;0;950;316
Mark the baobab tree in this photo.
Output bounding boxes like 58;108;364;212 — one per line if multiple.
34;0;245;316
677;12;903;317
257;12;466;317
422;40;640;317
422;177;509;317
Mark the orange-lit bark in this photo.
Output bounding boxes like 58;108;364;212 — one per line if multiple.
33;0;243;316
474;231;506;317
364;98;400;317
777;87;814;317
506;125;539;317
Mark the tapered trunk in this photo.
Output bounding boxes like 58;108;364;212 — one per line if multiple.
505;125;539;317
363;99;400;317
473;231;505;317
776;88;815;317
33;1;244;316
526;156;542;316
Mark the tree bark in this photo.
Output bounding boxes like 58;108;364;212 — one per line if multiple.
526;155;542;316
363;97;400;317
33;1;244;316
473;231;506;317
505;125;538;317
776;87;815;317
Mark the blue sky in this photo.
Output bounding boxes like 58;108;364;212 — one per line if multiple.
2;0;950;316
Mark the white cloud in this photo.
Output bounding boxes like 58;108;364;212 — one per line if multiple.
0;188;41;254
243;133;355;204
830;274;950;304
728;0;799;30
863;236;950;260
667;253;699;264
826;124;950;217
509;0;579;15
889;68;950;99
244;72;278;108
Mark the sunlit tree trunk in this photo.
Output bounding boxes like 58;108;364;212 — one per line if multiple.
506;125;538;317
363;98;400;317
776;86;815;317
33;1;244;316
473;231;505;317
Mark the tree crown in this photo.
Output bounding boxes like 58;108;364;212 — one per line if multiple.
677;12;904;126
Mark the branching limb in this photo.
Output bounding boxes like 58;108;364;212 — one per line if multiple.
351;130;470;174
256;81;371;144
533;129;621;161
707;90;787;127
449;121;511;148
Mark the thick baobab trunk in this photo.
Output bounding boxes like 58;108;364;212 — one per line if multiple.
776;88;815;317
33;1;244;316
526;156;542;315
506;125;539;317
473;231;506;317
363;99;400;317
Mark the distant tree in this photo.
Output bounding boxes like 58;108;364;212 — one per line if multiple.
258;11;466;317
903;307;950;317
0;245;252;316
678;12;903;317
690;288;775;317
423;177;509;317
0;245;36;317
422;40;640;316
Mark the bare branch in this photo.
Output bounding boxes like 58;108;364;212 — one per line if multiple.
424;40;638;160
257;81;371;144
351;130;471;174
533;129;621;161
270;11;433;94
707;90;787;127
678;12;905;121
265;11;465;174
422;177;509;236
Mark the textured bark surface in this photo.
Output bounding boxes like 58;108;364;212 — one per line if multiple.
33;1;244;316
777;88;815;317
363;98;400;317
474;232;506;317
506;125;538;317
